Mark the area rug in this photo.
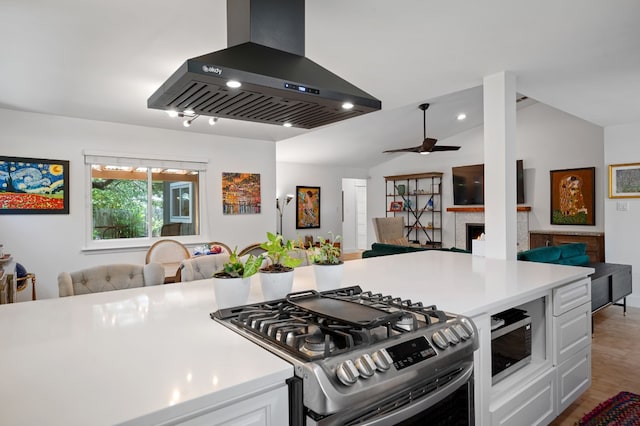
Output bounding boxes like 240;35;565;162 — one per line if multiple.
578;391;640;425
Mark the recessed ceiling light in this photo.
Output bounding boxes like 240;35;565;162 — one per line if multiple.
183;119;191;127
342;102;354;110
208;117;218;126
283;122;293;128
419;151;431;156
457;113;467;121
226;80;241;88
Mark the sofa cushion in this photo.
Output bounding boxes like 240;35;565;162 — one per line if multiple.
557;242;587;259
555;254;591;266
517;246;562;262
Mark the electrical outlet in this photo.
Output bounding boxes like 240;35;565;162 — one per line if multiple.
616;201;629;211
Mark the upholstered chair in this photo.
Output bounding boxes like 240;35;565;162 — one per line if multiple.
371;217;408;245
58;263;165;297
145;239;191;283
178;254;231;282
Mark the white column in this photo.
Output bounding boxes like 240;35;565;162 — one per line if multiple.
483;72;517;259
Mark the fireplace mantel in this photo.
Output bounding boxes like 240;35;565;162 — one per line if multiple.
446;206;531;212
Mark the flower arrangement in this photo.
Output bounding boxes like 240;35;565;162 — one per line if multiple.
260;232;302;272
308;233;342;265
213;247;264;279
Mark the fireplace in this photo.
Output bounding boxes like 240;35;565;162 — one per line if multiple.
466;223;485;251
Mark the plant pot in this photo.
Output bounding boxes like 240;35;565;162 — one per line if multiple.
259;269;294;301
396;184;406;195
212;276;251;309
313;262;344;292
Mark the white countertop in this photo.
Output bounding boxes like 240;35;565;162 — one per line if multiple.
0;251;593;425
0;280;292;426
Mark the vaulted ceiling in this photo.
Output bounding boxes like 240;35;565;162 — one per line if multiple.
1;1;638;168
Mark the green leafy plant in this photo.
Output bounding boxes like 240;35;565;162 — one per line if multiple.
213;247;264;279
260;232;302;272
308;233;342;265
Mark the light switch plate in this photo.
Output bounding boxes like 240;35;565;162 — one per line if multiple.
616;201;629;211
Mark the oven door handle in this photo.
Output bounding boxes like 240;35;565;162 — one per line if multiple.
353;365;473;426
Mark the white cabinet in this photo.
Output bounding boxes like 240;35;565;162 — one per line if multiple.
491;368;556;426
556;345;591;413
482;276;592;426
142;384;289;426
552;277;592;415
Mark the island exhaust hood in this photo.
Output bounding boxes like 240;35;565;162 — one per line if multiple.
148;0;381;129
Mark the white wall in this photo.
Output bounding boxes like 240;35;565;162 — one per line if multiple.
275;162;367;244
604;123;640;307
0;108;276;299
367;102;604;248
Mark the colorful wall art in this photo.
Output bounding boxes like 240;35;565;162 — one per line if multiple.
0;156;69;214
296;186;320;229
222;172;261;215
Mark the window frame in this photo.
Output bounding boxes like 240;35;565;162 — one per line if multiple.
83;151;208;251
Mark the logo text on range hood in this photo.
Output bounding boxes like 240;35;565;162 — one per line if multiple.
147;0;381;129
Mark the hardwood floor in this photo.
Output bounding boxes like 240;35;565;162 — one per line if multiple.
550;304;640;425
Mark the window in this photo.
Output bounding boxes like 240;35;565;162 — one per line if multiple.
85;153;206;241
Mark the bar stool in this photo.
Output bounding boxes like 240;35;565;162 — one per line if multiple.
16;273;36;300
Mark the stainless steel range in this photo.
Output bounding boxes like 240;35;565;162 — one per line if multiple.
211;286;478;425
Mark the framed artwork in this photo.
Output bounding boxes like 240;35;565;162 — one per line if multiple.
222;172;261;215
609;163;640;198
389;201;403;212
296;186;320;229
550;167;595;225
0;155;69;214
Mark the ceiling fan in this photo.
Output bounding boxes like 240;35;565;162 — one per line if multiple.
383;103;461;155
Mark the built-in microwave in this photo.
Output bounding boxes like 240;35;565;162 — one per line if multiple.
491;308;532;384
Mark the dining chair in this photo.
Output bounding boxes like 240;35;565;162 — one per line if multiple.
145;239;191;283
238;243;267;257
160;223;182;236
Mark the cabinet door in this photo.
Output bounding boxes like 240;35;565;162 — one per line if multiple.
612;267;632;302
590;274;610;312
552;278;590;316
552;302;591;366
490;368;556;426
556;345;591;413
176;385;288;426
529;233;552;249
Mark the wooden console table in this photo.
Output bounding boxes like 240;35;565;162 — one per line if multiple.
529;230;604;263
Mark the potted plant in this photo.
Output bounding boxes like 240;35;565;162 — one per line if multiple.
258;232;302;300
307;233;344;291
212;247;264;309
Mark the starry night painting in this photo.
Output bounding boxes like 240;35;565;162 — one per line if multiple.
0;156;69;214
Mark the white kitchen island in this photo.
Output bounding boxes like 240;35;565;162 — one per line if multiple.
0;250;593;425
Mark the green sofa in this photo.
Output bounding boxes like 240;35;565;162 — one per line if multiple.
516;243;590;266
362;243;469;258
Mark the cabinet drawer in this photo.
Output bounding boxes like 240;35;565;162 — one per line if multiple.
491;368;556;426
553;302;591;366
556;345;591;413
553;278;591;316
612;267;632;302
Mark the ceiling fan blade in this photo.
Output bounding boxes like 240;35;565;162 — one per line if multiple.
421;137;438;152
383;145;421;153
431;145;461;151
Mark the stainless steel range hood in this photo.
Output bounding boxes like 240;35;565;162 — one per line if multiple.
147;0;381;129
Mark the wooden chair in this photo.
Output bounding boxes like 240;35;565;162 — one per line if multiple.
145;239;190;283
238;243;267;257
160;223;182;236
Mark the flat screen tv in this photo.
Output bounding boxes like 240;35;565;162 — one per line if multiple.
452;160;524;205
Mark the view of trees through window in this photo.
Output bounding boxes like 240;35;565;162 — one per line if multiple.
91;165;199;240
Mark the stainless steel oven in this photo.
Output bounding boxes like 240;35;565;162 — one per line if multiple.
212;286;478;426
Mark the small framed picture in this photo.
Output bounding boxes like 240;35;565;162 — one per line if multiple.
609;163;640;198
389;201;403;212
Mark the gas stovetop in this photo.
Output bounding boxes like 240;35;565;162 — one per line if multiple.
212;286;465;362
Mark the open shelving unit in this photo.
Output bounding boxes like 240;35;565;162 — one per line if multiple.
384;172;443;248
